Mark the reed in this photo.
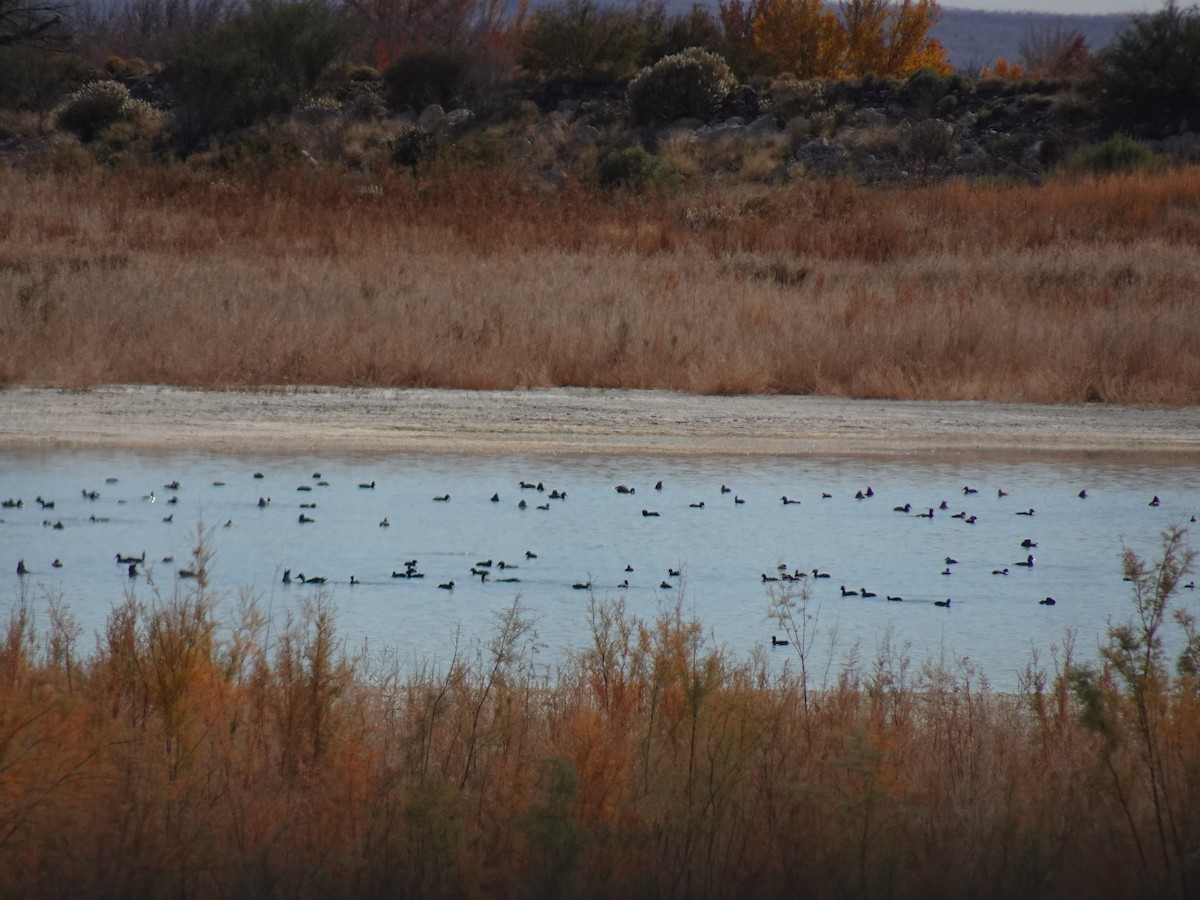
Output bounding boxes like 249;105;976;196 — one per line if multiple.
1;530;1198;897
2;164;1199;402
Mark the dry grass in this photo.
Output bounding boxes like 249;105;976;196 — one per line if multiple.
1;528;1198;898
2;163;1199;402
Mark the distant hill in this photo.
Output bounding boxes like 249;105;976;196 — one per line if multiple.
933;7;1135;70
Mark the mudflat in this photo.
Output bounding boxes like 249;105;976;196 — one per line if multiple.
3;386;1199;458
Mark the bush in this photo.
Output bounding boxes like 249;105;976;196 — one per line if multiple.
1066;133;1156;175
55;80;153;142
382;44;469;112
596;143;662;190
391;124;439;169
627;46;735;126
1091;1;1200;137
0;46;84;127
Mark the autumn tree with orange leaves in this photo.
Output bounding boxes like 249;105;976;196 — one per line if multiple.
744;0;951;79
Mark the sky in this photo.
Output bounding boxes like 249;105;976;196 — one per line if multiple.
942;1;1156;12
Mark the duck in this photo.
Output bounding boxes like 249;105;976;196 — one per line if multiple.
298;574;325;584
16;559;29;576
473;569;489;582
164;480;180;490
519;480;536;489
886;595;904;602
615;485;635;494
855;490;865;500
1021;539;1038;548
894;503;911;513
1015;554;1035;567
659;581;673;589
941;567;952;576
822;492;833;499
944;556;958;565
812;569;831;579
550;490;564;499
212;481;225;487
965;515;977;525
475;560;493;568
438;581;454;590
1183;581;1196;591
116;552;145;565
572;581;592;590
997;488;1008;498
992;568;1009;576
537;503;550;510
951;511;966;519
690;501;705;508
1149;495;1161;507
358;481;376;489
668;568;681;577
625;564;634;572
163;513;173;523
350;576;361;585
860;588;877;598
734;496;745;505
771;635;790;646
433;494;450;502
939;500;948;510
179;568;198;579
257;496;270;508
840;586;859;597
1079;489;1088;498
128;563;139;578
312;472;321;479
51;559;62;569
300;502;316;509
1016;508;1035;516
536;482;545;492
379;518;390;527
1039;597;1056;606
916;508;934;519
35;496;54;509
496;577;520;583
618;579;629;589
297;485;312;492
655;481;663;491
934;598;952;608
253;472;264;479
865;486;874;497
298;513;315;524
963;485;978;495
762;573;779;583
720;485;732;494
782;496;801;505
525;550;538;560
82;489;99;500
498;561;519;569
518;499;527;509
642;509;660;517
490;493;500;502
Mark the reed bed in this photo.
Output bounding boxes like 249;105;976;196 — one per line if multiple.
2;530;1199;898
2;164;1200;402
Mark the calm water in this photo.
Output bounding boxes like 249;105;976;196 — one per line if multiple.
4;449;1199;691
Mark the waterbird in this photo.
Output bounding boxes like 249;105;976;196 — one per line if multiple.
734;496;745;505
952;511;966;519
812;569;831;579
934;598;952;608
164;480;180;490
660;581;673;589
433;494;450;502
965;515;977;525
116;552;145;564
782;496;801;505
618;579;628;588
298;514;315;524
299;574;326;584
36;496;54;509
1079;489;1088;498
1150;495;1161;506
438;581;454;590
855;490;865;500
1016;554;1035;567
498;561;518;569
105;477;119;483
771;635;790;646
300;502;316;509
1021;539;1038;548
721;485;731;494
312;473;321;479
52;521;64;530
379;518;390;527
82;489;99;500
941;568;952;576
258;497;270;508
163;514;173;523
945;556;958;565
537;503;550;510
350;576;361;585
167;496;178;505
865;486;874;497
1181;580;1195;590
762;573;779;582
616;485;635;494
536;482;545;491
1016;508;1035;516
916;508;934;518
840;586;859;596
894;503;911;513
128;563;139;578
1039;597;1056;606
17;559;29;576
496;577;520;583
572;581;591;590
358;481;376;489
179;569;198;579
861;588;877;598
822;492;832;499
642;509;659;517
655;481;663;490
51;559;62;568
992;568;1009;576
476;560;493;567
963;485;978;495
690;501;705;508
525;550;538;560
668;568;681;577
625;565;634;572
887;595;904;602
490;493;500;502
213;481;225;486
518;500;527;509
939;500;948;510
998;488;1008;497
253;472;264;479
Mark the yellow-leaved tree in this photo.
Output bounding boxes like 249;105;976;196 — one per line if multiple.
750;0;951;79
752;0;845;78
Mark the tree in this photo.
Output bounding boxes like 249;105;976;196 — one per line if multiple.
1019;20;1090;79
518;0;649;82
752;0;844;79
1092;0;1200;137
0;0;69;48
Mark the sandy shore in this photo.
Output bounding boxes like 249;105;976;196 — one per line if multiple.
3;385;1199;458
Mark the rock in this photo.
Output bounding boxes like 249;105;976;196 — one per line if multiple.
445;108;475;129
418;104;446;128
852;107;887;128
746;115;782;138
794;137;849;173
571;123;601;145
720;84;760;120
542;168;566;188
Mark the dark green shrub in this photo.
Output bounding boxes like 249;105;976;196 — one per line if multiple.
596;144;661;190
627;47;735;126
519;0;650;83
1066;133;1156;175
0;46;84;126
382;44;470;112
234;0;355;106
391;125;439;170
1091;1;1200;137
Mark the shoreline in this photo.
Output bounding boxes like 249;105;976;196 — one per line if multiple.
3;385;1200;458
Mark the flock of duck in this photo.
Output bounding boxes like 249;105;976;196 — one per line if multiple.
7;466;1198;656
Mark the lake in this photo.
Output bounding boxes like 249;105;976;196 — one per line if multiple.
4;448;1199;691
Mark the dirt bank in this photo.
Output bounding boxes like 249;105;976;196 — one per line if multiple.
3;386;1199;458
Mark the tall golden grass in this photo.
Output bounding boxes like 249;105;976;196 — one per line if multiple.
2;163;1200;401
2;528;1198;897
